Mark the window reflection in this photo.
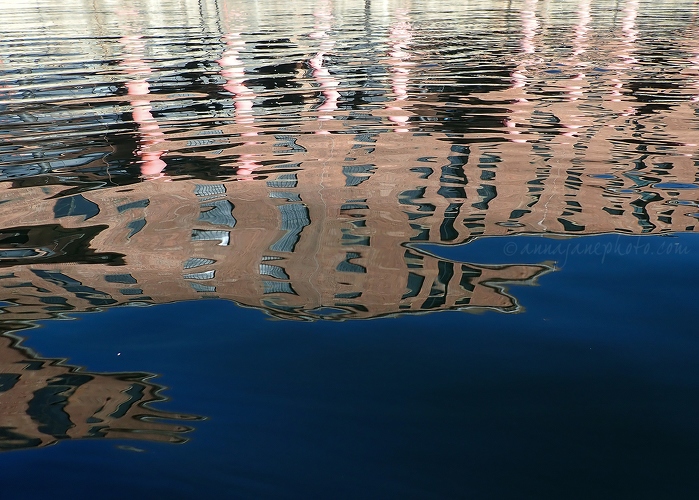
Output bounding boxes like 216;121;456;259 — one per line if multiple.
0;0;698;324
0;334;200;452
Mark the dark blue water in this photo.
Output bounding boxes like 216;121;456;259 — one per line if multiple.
1;0;699;498
7;233;699;499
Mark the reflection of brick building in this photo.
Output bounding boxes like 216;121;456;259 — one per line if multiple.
0;332;198;452
1;0;698;322
0;156;552;321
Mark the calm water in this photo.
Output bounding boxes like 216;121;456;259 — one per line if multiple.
1;0;699;497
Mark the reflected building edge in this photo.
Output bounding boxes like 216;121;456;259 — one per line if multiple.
0;331;200;452
0;163;553;321
0;0;698;455
2;0;699;322
3;0;699;233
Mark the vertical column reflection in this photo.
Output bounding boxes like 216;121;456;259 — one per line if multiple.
609;0;639;116
688;11;699;104
504;0;539;143
559;0;592;138
219;9;261;177
118;28;167;178
310;0;340;132
386;4;413;133
571;0;590;58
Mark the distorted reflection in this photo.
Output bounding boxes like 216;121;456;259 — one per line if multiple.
385;6;413;132
118;26;167;177
310;0;340;123
219;9;262;177
0;331;199;452
1;0;698;320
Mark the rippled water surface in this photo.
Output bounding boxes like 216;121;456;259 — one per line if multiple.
2;0;699;498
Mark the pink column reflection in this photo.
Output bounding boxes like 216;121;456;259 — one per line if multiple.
218;13;261;178
386;8;414;133
119;33;167;178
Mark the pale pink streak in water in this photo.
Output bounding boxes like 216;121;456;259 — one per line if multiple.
560;1;592;138
118;34;167;178
386;9;413;133
689;11;699;105
571;0;590;57
505;0;540;143
218;13;261;177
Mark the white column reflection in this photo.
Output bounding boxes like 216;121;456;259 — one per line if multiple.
689;14;699;104
504;0;539;143
559;0;591;138
681;11;699;149
571;0;590;58
310;0;339;133
609;0;639;117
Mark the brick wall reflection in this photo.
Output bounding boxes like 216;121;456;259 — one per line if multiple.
2;0;698;323
0;332;198;452
0;134;554;322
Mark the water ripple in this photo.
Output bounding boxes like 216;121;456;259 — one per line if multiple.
0;0;698;321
